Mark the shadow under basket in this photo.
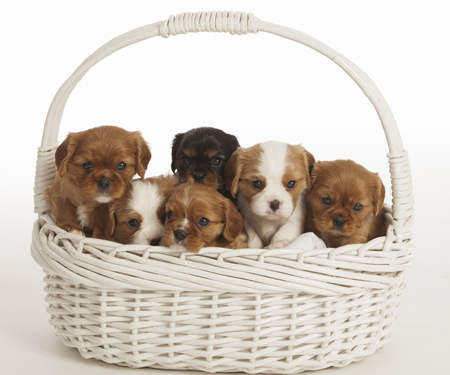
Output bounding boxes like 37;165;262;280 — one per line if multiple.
31;11;414;374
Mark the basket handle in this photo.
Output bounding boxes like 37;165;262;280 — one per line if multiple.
37;11;413;227
41;10;404;155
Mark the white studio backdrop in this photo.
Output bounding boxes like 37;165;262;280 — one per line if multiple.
1;1;449;374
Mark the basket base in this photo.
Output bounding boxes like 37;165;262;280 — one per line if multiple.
44;273;403;374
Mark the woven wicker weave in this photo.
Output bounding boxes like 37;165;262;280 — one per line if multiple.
31;11;414;374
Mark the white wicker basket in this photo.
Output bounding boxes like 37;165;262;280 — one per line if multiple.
31;11;414;374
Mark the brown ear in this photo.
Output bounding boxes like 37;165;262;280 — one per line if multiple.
54;133;78;177
306;162;321;202
373;175;386;215
133;132;151;179
224;149;243;198
305;149;316;172
301;147;315;189
222;199;244;243
92;203;116;240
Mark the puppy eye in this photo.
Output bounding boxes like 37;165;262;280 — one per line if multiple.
322;197;332;205
181;157;190;166
211;157;222;167
128;219;140;228
198;217;210;227
252;181;264;190
166;211;174;220
353;203;363;212
83;162;93;170
117;162;127;171
286;181;296;190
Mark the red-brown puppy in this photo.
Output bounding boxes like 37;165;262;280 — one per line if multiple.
46;125;151;239
112;175;179;245
305;159;387;247
163;183;248;252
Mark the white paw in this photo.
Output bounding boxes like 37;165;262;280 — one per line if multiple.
69;229;84;236
265;240;290;249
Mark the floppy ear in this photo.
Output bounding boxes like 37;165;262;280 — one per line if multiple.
373;175;386;215
54;133;78;177
92;203;116;240
222;198;244;243
291;145;315;191
305;149;316;174
306;162;321;201
133;132;151;179
224;133;241;155
171;132;185;173
224;149;243;198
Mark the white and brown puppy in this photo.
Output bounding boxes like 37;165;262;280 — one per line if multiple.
112;175;179;245
225;140;315;249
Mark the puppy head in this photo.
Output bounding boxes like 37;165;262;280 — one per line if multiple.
171;127;240;190
55;125;151;203
163;183;244;252
225;141;315;220
112;175;179;245
307;159;385;238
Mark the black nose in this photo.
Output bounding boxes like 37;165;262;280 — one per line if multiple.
270;200;280;212
174;229;188;242
193;173;206;183
333;217;346;228
97;179;111;191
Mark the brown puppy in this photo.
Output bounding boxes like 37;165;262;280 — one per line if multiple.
46;125;151;239
112;175;179;245
163;183;248;252
305;159;387;247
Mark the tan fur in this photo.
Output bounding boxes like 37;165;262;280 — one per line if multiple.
224;144;264;202
305;159;387;247
283;144;314;207
46;125;151;238
164;183;248;253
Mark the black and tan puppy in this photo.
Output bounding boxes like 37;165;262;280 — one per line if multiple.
171;127;240;198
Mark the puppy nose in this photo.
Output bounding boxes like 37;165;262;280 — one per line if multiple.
174;229;188;242
270;200;280;212
193;173;206;183
97;178;111;191
333;217;346;228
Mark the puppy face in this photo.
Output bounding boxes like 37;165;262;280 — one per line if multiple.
225;141;315;220
55;125;151;204
171;127;240;190
307;160;385;239
163;183;244;252
112;175;179;245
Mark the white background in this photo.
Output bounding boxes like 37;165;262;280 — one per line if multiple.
1;1;449;374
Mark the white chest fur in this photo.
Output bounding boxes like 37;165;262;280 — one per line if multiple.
237;191;306;248
77;204;93;229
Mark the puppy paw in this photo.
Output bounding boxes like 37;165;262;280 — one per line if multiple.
265;240;290;250
68;229;84;236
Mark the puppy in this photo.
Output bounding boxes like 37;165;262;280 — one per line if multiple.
305;159;387;247
46;125;151;239
112;175;179;245
171;127;240;197
225;140;315;249
163;183;248;253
